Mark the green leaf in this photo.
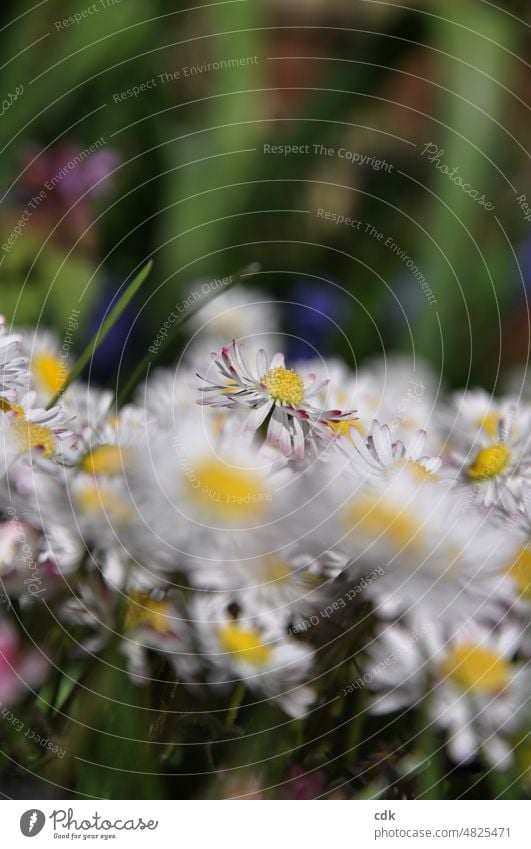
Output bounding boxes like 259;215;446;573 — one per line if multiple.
47;259;153;408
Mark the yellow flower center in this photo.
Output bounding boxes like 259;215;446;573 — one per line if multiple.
33;352;67;396
508;545;531;601
189;459;268;519
261;366;304;406
468;443;510;480
441;643;511;694
395;458;433;482
2;403;56;458
344;496;423;551
218;623;272;665
124;593;172;634
476;412;500;439
13;419;56;458
327;419;364;439
263;556;294;583
76;485;131;522
80;445;130;477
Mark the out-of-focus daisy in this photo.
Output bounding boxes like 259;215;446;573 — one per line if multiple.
135;367;198;431
446;400;531;507
0;317;29;404
315;466;516;631
496;487;531;631
76;403;147;479
438;389;519;450
125;415;295;571
188;545;336;625
0;519;52;599
32;411;143;564
355;356;440;449
296;355;441;451
186;287;280;364
367;622;530;769
340;419;443;482
198;341;356;458
17;328;70;404
0;392;77;475
193;594;315;718
61;578;198;684
121;591;199;685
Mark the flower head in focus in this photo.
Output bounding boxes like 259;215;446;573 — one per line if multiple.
198;341;357;458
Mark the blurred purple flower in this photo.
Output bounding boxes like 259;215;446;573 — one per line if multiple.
285;279;346;361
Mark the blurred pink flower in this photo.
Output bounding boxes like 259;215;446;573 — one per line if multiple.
287;765;326;799
0;619;48;706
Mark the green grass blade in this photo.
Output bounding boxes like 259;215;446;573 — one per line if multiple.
47;259;154;409
116;261;260;406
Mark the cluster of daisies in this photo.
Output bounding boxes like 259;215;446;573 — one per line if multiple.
1;291;530;774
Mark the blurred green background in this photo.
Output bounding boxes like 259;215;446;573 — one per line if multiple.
1;0;530;389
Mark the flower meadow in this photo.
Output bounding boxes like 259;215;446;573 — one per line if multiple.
1;287;530;801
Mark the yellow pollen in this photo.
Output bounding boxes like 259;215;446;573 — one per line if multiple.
218;623;272;665
76;485;131;522
33;352;67;396
508;545;531;601
441;643;511;694
124;593;172;634
264;557;293;583
344;496;423;551
13;419;55;458
327;419;364;439
189;459;267;518
2;403;56;458
395;458;433;482
261;366;305;406
468;443;510;480
476;412;500;439
80;444;130;477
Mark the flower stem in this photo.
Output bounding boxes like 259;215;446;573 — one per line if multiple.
226;682;246;729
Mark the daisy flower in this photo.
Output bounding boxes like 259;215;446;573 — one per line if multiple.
61;577;198;685
0;392;77;476
125;413;296;573
17;327;70;404
495;488;531;658
447;400;531;507
75;403;148;478
311;355;439;447
198;341;356;459
135;366;198;431
31;404;146;566
193;593;315;718
0;317;29;404
367;621;530;769
438;388;519;451
340;418;443;483
0;519;51;599
121;591;199;686
311;465;516;632
186;287;280;364
187;545;337;626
